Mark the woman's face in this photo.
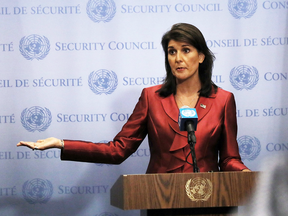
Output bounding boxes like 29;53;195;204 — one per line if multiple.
167;40;205;84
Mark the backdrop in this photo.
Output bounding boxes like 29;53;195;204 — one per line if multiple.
0;0;287;215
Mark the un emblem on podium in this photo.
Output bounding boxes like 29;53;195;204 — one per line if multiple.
22;178;53;204
185;177;212;202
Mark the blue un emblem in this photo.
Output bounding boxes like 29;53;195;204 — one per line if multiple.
229;65;259;90
88;69;118;95
238;135;261;161
22;178;53;204
21;106;52;132
19;34;50;60
86;0;116;23
228;0;257;19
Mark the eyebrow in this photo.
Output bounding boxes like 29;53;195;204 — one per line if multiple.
167;44;191;49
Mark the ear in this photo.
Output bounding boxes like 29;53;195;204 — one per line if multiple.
199;53;205;63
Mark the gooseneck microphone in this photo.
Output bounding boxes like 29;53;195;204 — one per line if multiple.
178;107;199;173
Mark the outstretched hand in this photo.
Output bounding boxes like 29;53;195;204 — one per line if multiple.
17;137;62;151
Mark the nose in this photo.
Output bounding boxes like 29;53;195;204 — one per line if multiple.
175;52;183;62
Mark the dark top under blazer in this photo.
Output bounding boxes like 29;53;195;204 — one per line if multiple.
61;85;248;173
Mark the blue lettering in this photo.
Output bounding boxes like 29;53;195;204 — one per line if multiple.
108;41;116;50
263;1;288;9
31;5;81;15
64;114;69;122
175;3;222;12
266;143;288;152
123;77;128;86
264;72;287;81
108;41;156;50
58;185;108;194
0;115;15;124
127;5;133;13
261;37;288;46
110;112;129;122
57;113;62;122
246;109;259;117
120;5;171;13
237;110;243;117
17;151;31;159
122;77;164;86
0;152;14;160
121;5;127;13
58;185;64;194
262;107;288;116
15;79;29;87
0;80;12;88
34;150;60;159
131;148;150;157
57;113;107;122
55;42;61;51
0;7;11;15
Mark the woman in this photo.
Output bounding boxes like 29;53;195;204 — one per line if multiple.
17;23;250;173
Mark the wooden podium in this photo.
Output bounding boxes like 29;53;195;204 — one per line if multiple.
110;172;258;216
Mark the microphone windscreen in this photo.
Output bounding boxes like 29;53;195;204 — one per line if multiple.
178;107;198;131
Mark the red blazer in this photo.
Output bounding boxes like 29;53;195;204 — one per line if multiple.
61;85;248;173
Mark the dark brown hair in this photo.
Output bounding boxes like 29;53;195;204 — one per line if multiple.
157;23;217;97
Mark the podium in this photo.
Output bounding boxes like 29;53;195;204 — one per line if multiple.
110;172;258;216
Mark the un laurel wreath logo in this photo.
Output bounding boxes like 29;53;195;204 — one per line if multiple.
185;177;212;202
21;106;52;132
19;34;50;60
228;0;257;19
86;0;116;23
22;178;53;204
88;69;118;95
229;65;259;90
181;109;196;117
238;135;261;161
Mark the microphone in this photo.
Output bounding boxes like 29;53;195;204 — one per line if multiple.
178;107;199;173
178;107;198;132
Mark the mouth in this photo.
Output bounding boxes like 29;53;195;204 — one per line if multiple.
176;67;186;71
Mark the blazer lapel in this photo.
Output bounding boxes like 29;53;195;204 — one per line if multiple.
161;94;178;123
161;95;187;137
196;93;216;123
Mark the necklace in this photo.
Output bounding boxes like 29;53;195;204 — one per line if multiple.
175;93;199;108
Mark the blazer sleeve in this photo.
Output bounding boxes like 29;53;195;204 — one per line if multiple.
60;89;149;164
218;93;248;171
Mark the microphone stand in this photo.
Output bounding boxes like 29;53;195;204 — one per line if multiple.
187;122;199;173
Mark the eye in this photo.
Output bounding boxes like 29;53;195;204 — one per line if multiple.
168;49;176;55
183;48;190;53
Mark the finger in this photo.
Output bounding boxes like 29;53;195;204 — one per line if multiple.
36;139;44;143
16;141;27;146
20;141;34;145
17;141;35;148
